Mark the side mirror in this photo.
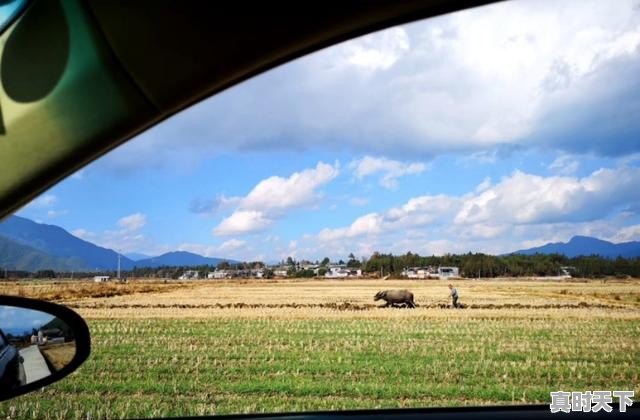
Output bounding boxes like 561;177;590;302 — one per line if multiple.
0;295;90;401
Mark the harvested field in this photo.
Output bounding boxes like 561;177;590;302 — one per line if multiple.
1;278;638;419
40;342;76;372
0;280;195;302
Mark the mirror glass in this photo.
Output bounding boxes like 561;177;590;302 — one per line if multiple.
0;305;76;391
0;0;28;36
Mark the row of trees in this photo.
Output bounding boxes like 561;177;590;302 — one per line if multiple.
4;252;640;280
363;251;640;278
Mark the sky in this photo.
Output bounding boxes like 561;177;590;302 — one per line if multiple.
17;0;640;263
0;306;54;336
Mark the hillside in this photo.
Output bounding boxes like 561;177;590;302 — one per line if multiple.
0;215;235;271
0;215;134;270
0;235;88;271
134;251;232;268
512;235;640;258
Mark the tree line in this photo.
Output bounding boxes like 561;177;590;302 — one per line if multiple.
363;251;640;278
2;252;640;279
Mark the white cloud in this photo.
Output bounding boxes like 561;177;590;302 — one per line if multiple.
99;0;640;172
608;224;640;242
217;238;247;253
459;151;499;166
547;155;580;175
309;165;640;256
27;194;57;208
117;213;147;232
213;210;273;236
213;162;339;235
454;167;640;225
331;27;410;72
318;213;384;242
177;239;248;257
350;156;426;189
475;177;492;193
72;213;156;254
72;228;94;240
46;209;69;219
70;170;85;180
189;195;240;214
238;161;338;214
318;194;456;242
22;194;69;220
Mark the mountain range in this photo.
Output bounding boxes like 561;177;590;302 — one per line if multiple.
0;215;234;272
1;215;638;272
512;235;640;259
133;252;231;268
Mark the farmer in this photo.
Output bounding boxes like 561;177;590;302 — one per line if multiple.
449;284;460;308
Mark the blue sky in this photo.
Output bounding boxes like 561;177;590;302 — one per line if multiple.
17;0;640;262
0;306;54;336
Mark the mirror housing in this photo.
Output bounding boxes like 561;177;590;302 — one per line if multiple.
0;295;90;401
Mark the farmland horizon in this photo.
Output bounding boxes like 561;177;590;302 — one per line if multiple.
2;214;640;276
2;277;638;418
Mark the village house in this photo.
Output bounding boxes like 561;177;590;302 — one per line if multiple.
400;266;460;279
325;265;362;278
208;270;232;279
437;266;459;279
179;270;199;280
273;267;289;278
401;266;436;279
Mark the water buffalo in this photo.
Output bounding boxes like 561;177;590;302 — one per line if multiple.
374;289;416;308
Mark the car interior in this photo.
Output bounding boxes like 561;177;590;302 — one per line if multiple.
0;0;638;418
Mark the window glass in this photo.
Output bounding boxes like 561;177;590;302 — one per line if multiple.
1;0;639;418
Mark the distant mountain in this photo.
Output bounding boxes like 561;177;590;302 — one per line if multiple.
125;252;150;261
134;251;234;268
0;215;135;270
512;235;640;258
0;215;239;271
0;235;88;271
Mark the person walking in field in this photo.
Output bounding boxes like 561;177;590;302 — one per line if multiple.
449;284;460;308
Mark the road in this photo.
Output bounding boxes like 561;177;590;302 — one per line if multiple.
18;360;26;385
19;345;50;384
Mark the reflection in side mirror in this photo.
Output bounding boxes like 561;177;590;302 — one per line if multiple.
0;296;90;401
3;309;75;387
0;0;29;36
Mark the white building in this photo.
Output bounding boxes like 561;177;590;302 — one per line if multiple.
559;266;574;278
179;270;199;280
437;266;459;279
273;267;289;278
208;270;231;279
93;275;110;283
402;267;436;279
325;266;361;278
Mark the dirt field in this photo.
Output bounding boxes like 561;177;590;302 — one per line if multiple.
53;277;640;317
1;278;638;419
39;342;76;372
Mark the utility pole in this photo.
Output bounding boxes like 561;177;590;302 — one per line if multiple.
117;253;121;280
